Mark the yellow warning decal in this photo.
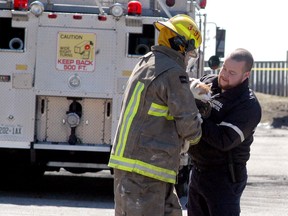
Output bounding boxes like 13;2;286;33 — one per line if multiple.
56;32;96;72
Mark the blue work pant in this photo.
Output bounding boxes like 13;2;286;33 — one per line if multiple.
187;165;247;216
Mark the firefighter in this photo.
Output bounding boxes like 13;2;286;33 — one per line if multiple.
108;14;203;216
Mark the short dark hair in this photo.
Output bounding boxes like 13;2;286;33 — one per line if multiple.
229;48;254;72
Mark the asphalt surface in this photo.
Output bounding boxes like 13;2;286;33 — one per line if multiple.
240;126;288;216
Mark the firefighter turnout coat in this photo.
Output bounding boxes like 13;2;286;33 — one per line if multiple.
108;45;202;184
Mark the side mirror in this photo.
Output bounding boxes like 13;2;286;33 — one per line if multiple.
208;55;220;70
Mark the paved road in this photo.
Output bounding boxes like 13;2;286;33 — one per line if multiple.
0;126;287;216
0;170;115;216
240;126;288;216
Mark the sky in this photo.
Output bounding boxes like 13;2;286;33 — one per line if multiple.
203;0;288;61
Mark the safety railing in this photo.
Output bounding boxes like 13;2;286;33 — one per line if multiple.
250;61;288;97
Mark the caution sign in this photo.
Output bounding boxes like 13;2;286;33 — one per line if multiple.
57;32;96;72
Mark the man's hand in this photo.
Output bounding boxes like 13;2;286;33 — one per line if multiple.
195;99;212;119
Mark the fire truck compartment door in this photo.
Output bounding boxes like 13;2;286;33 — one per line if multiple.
34;27;116;97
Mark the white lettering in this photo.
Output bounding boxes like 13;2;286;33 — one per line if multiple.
211;100;223;111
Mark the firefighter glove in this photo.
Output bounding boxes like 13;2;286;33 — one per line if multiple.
181;140;190;154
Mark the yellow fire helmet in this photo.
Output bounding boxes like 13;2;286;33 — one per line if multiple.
154;14;202;52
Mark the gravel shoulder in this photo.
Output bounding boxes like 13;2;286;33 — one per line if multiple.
255;92;288;128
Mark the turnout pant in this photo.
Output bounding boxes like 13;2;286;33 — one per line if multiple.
113;169;183;216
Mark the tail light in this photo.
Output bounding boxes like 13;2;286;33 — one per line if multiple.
98;15;107;21
73;14;83;20
14;0;28;10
